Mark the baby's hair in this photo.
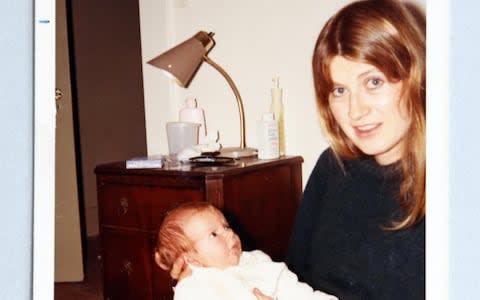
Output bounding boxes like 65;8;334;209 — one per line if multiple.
154;201;220;271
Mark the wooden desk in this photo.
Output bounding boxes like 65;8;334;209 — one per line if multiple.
95;156;303;300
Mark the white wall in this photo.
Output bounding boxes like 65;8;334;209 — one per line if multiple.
139;0;174;157
140;0;425;186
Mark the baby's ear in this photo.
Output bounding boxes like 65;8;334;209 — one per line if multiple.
154;251;162;267
154;251;169;271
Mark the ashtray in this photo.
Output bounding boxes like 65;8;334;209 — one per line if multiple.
189;155;236;165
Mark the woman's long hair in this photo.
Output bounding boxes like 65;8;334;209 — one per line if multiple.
313;0;425;229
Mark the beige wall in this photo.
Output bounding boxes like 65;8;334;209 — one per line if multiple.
139;0;426;186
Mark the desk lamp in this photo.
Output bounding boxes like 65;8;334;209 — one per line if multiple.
147;31;257;158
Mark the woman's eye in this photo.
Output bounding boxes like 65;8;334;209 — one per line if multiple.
223;224;231;230
209;231;217;238
331;87;345;97
366;77;384;89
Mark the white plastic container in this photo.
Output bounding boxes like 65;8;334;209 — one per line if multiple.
179;96;206;143
165;122;200;155
257;112;279;159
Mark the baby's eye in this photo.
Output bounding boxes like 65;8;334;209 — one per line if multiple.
331;86;345;97
366;77;384;89
209;231;218;238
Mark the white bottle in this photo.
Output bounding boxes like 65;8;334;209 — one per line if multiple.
179;96;206;144
257;112;279;159
270;76;286;156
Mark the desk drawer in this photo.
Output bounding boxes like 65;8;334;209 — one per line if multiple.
98;183;204;231
101;229;153;300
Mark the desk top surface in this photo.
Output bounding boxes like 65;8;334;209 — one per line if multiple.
95;155;303;177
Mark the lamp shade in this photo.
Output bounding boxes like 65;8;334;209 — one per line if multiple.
147;31;215;87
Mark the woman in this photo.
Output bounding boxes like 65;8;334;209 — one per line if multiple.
283;0;426;299
172;1;425;299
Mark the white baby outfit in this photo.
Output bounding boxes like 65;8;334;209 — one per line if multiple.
173;250;338;300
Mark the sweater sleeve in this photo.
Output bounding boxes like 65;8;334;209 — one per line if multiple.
285;148;337;281
274;263;339;300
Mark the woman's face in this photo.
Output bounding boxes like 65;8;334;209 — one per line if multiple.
328;56;411;165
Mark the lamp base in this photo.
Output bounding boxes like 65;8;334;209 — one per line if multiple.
220;147;257;159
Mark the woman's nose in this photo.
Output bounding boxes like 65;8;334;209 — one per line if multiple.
348;92;369;120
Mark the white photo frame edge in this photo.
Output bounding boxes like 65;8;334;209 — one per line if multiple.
33;0;55;299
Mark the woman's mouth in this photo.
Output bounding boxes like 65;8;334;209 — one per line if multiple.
353;123;381;137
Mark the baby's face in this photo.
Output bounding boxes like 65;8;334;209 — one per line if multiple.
183;209;242;269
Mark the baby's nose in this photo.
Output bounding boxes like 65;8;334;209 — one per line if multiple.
224;227;232;237
224;227;235;241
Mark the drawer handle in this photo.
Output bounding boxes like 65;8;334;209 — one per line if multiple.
122;260;133;276
116;197;129;216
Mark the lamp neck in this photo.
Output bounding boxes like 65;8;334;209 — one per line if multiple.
203;55;246;149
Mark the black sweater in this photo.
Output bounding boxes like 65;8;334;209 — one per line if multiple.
286;148;425;300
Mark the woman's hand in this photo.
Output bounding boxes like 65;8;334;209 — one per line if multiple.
253;288;274;300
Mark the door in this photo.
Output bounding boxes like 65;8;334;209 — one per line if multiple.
69;0;148;238
54;0;84;282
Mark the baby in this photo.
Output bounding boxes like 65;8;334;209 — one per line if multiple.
154;201;338;300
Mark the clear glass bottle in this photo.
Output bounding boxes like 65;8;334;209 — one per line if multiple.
270;76;285;156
